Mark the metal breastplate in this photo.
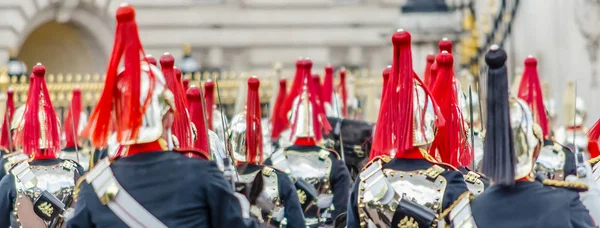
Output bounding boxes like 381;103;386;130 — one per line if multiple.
58;151;90;171
357;160;447;228
10;160;79;228
463;171;486;196
283;150;333;189
535;143;567;180
237;167;284;224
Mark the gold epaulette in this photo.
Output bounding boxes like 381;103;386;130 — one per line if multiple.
542;179;589;192
439;191;474;219
360;155;391;172
588;156;600;166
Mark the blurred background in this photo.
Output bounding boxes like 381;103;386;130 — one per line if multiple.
0;0;599;128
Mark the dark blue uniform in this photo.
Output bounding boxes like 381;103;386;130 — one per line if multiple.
67;151;258;228
471;181;594;228
0;159;85;227
346;158;468;228
238;164;306;228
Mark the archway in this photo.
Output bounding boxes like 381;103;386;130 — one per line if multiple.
17;21;106;74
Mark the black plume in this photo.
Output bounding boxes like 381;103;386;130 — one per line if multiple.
482;47;516;187
248;170;265;205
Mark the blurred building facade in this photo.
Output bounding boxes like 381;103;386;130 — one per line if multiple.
0;0;599;126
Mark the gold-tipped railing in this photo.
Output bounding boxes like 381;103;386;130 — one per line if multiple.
0;69;384;119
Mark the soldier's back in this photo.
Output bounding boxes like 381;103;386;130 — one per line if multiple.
471;181;594;228
69;151;253;228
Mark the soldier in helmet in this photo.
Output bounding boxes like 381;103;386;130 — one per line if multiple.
346;29;468;228
228;76;306;227
554;81;589;153
513;56;577;181
268;58;350;227
59;89;92;170
66;4;256;227
0;64;84;227
440;46;594;228
429;42;489;197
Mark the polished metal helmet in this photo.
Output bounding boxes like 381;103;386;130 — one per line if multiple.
412;82;438;147
289;87;314;139
510;97;543;180
119;63;175;145
228;111;248;162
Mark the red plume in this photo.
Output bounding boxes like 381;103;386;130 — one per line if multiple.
423;54;435;89
0;89;15;150
246;77;263;164
370;30;415;159
18;64;61;160
322;65;334;105
439;38;453;53
312;74;323;103
270;79;288;140
430;52;472;167
338;69;348;117
186;87;210;154
280;59;306;125
588;140;600;159
518;56;549;137
183;78;190;91
145;54;157;66
588;119;600;141
204;80;215;130
161;53;194;149
83;4;152;148
64;89;82;148
381;66;391;97
175;67;182;83
429;63;439;90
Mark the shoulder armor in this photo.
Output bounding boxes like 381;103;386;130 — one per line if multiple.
322;147;341;160
424;165;446;179
463;171;486;196
439;191;478;228
262;166;274;177
542;179;589;192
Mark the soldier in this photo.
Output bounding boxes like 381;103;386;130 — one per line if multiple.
441;46;594;227
59;89;92;170
159;53;195;151
268;59;350;227
66;4;256;227
515;56;577;181
0;64;84;227
430;49;489;196
346;29;468;228
186;86;228;167
228;76;306;227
